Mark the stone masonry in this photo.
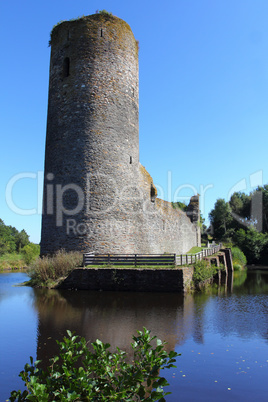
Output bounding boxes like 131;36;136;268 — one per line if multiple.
40;13;201;255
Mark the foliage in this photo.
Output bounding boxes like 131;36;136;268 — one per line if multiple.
209;186;268;264
9;328;179;401
28;250;83;286
233;227;268;264
233;263;242;271
229;192;251;221
192;260;219;284
97;9;113;16
209;199;233;239
198;215;207;235
251;185;268;233
0;253;25;270
0;219;30;255
0;219;37;269
231;246;247;267
171;201;188;211
21;244;40;265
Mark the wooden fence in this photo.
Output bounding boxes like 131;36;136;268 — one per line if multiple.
83;245;222;267
176;244;222;266
83;253;176;267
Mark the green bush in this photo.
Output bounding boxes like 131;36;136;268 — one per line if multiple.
231;246;247;267
233;263;242;271
192;260;218;284
9;328;179;401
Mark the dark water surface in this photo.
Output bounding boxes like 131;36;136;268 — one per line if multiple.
1;270;268;401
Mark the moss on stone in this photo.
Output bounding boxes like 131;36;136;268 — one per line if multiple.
50;13;137;58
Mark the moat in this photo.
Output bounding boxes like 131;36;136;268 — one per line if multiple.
1;269;268;401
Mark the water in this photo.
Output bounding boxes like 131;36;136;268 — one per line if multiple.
1;270;268;401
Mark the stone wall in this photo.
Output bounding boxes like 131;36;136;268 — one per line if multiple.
58;267;189;292
41;13;201;256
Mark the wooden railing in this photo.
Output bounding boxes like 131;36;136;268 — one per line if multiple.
83;245;221;267
176;244;222;266
83;253;176;267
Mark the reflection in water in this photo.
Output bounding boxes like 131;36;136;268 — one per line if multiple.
210;271;268;342
34;270;268;366
35;290;188;365
1;269;268;401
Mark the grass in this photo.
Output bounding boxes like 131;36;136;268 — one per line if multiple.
0;253;25;270
27;250;180;288
85;264;176;269
28;250;83;287
187;246;203;255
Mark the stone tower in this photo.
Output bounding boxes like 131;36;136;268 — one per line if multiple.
41;13;201;256
41;13;139;254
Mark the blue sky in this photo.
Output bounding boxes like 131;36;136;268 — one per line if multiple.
1;0;268;244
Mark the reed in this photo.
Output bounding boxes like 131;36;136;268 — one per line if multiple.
28;250;83;286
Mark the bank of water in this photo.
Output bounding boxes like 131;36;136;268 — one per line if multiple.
0;269;268;401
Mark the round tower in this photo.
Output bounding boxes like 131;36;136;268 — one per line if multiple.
41;13;139;255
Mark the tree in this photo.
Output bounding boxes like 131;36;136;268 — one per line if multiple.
14;229;30;252
209;186;268;264
253;185;268;232
0;219;31;255
233;227;268;264
229;192;251;218
22;243;40;265
0;219;17;254
209;199;233;239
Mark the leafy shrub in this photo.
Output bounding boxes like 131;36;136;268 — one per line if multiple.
192;260;218;284
231;246;247;267
233;263;242;271
28;250;83;286
9;328;179;401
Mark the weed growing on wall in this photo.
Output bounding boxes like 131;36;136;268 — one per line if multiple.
97;9;113;16
9;328;179;401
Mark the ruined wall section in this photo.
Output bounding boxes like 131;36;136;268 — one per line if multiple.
137;165;200;254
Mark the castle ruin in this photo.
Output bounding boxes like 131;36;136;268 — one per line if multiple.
40;13;201;255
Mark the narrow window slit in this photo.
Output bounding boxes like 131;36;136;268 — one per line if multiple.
130;156;132;164
100;28;103;37
63;57;70;77
150;184;156;203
